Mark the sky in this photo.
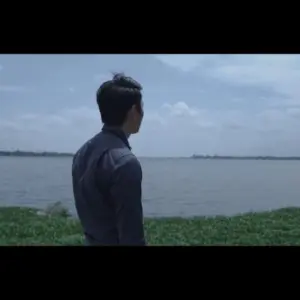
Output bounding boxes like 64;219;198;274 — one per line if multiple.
1;54;300;157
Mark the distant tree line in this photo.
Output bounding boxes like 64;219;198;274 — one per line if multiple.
0;150;74;157
191;154;300;161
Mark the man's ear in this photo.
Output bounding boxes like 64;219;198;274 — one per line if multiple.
131;104;138;114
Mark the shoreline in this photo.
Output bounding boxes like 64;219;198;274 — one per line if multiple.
0;151;73;158
2;151;300;160
1;204;300;245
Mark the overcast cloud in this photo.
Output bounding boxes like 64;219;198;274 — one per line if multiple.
1;54;300;157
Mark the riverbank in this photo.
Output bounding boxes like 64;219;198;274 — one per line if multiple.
1;205;300;245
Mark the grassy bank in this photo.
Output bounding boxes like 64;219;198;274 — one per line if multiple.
1;204;300;245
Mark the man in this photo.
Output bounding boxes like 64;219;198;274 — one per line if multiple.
72;73;145;246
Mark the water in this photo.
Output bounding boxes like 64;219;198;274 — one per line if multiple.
0;156;299;217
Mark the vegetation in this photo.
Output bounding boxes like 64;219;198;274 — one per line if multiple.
0;150;73;157
1;203;300;245
191;154;300;160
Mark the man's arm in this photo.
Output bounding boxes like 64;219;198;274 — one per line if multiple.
110;155;146;246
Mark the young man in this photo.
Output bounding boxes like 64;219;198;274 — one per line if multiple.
72;73;145;246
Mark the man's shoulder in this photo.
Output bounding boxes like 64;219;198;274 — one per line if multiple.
73;132;140;175
108;148;140;170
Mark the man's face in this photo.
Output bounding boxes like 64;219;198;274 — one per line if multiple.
128;100;144;134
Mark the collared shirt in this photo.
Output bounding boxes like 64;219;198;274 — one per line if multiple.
72;125;145;245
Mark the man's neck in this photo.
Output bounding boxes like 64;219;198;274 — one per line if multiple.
103;125;130;137
102;124;131;146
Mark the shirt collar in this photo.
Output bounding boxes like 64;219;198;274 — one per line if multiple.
101;125;131;150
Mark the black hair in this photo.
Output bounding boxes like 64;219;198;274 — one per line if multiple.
96;73;143;127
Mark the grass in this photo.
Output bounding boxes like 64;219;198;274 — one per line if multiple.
1;202;300;245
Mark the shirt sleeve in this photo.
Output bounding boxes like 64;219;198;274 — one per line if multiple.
110;155;146;246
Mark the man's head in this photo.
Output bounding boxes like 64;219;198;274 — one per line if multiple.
96;73;144;135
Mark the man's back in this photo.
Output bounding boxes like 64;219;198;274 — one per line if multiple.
72;127;145;245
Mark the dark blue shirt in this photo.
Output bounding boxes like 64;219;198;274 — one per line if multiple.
72;126;145;245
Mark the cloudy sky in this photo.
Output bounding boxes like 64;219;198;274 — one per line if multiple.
1;54;300;157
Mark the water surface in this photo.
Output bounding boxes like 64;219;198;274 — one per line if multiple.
0;157;299;217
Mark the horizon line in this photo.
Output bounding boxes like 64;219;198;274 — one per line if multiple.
1;150;300;159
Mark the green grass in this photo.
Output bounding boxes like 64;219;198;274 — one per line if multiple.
1;204;300;245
